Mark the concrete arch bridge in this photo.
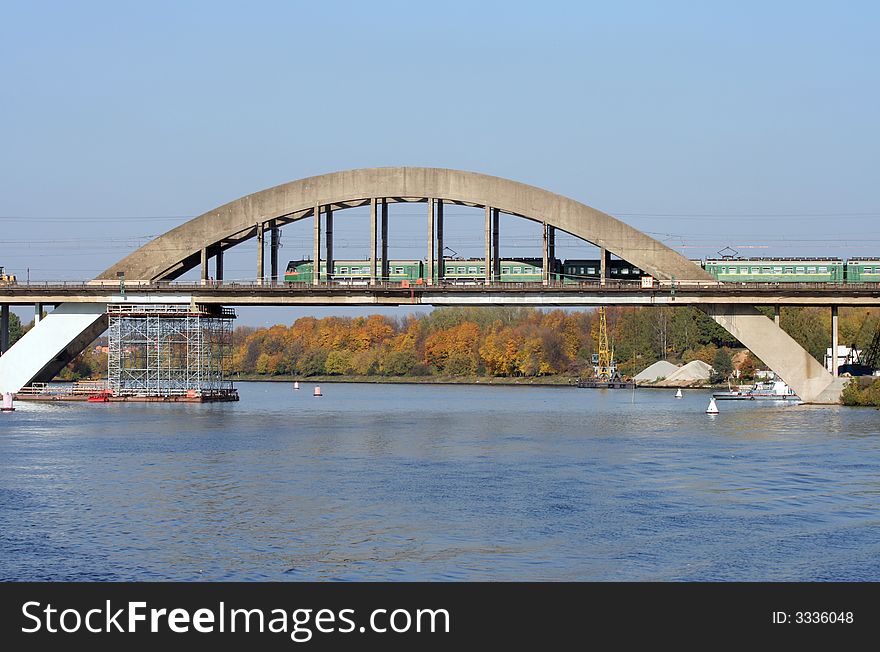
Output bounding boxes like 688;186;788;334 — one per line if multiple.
0;167;854;403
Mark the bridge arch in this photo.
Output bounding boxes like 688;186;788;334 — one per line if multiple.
96;167;710;283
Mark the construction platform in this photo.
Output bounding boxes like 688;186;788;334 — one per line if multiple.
14;382;238;403
576;379;636;389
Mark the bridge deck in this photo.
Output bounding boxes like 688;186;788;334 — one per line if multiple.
2;281;880;306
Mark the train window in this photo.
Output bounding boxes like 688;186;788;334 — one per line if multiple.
865;267;873;273
751;267;759;274
621;268;629;275
761;267;771;274
395;267;404;274
773;267;782;274
502;267;510;274
339;267;348;274
796;266;805;273
588;267;596;275
818;266;828;273
806;267;816;273
467;267;477;274
513;267;521;273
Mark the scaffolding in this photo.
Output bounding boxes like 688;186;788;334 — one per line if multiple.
107;304;236;399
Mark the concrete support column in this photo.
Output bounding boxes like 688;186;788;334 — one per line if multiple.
1;304;8;354
270;222;279;284
547;226;555;281
380;199;389;281
200;247;209;285
426;199;435;285
484;205;491;285
774;305;780;326
325;207;334;283
35;303;43;325
436;199;444;282
492;208;500;281
600;247;610;286
542;222;550;286
256;222;265;285
215;246;224;282
312;204;321;285
831;305;839;377
369;197;378;286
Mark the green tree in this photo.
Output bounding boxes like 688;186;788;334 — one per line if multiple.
711;348;733;383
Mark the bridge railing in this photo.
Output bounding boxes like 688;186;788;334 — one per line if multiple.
3;280;880;292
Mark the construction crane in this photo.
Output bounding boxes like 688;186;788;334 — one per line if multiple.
839;312;880;376
591;307;623;382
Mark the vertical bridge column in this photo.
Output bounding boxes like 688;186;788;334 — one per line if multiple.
380;199;389;282
600;247;610;286
35;303;43;325
484;206;491;285
214;244;224;282
426;199;435;285
325;207;334;283
774;305;780;326
270;221;279;284
1;304;9;354
200;248;209;285
436;199;444;283
369;198;378;286
492;208;500;282
547;225;555;282
831;305;839;377
542;222;550;285
256;222;265;285
312;203;321;285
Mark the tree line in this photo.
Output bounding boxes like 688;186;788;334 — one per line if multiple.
10;305;875;382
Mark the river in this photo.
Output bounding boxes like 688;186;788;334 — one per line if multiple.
1;382;878;581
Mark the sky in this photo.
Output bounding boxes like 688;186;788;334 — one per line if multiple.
1;1;878;325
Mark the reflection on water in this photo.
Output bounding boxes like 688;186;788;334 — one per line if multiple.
1;383;879;581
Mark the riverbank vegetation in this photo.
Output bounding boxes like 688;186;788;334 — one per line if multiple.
36;305;880;385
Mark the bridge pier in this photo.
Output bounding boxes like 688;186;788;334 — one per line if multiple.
542;222;550;285
548;225;555;280
831;305;839;376
1;304;8;354
34;303;42;325
200;247;209;285
774;305;780;326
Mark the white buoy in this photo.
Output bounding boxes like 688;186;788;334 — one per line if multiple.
675;388;683;399
294;381;300;390
706;396;719;414
1;392;14;412
313;386;322;397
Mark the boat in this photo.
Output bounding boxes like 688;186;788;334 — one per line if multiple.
713;379;798;401
87;390;112;403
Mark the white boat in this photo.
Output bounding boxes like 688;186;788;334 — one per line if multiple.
713;379;798;401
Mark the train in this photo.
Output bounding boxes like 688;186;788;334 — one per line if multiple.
284;258;649;284
284;256;880;285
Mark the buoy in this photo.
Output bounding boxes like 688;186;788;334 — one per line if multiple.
675;388;683;399
706;397;719;414
294;381;300;390
313;386;322;397
1;392;14;412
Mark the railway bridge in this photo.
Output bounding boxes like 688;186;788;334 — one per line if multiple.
1;167;870;403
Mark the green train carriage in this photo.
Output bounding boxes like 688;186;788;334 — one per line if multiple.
703;258;844;283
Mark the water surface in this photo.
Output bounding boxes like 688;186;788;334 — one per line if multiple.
1;382;878;580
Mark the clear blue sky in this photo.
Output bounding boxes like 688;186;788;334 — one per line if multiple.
1;1;878;324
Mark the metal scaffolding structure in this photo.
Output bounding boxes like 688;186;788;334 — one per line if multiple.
107;304;236;398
